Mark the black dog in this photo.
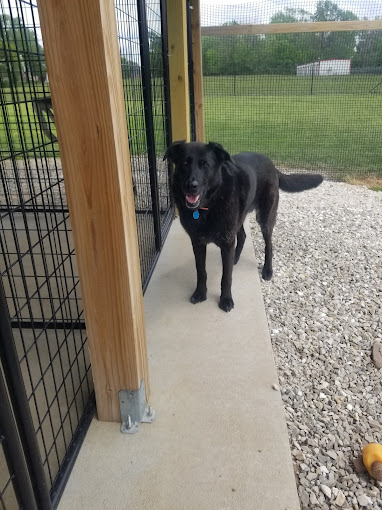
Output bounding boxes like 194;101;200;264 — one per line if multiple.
164;141;323;312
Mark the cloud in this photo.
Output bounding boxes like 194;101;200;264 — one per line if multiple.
200;0;382;25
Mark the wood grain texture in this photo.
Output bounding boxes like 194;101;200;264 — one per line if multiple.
167;0;190;142
37;0;149;422
202;19;382;36
190;0;204;142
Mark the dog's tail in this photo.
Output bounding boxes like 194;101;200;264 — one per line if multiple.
278;171;323;193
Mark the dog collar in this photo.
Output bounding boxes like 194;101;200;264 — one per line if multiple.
193;207;208;220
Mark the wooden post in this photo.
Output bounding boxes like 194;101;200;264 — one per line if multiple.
190;0;204;142
167;0;190;142
37;0;149;422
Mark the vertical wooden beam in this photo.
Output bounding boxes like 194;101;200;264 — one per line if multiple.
166;0;191;142
190;0;204;142
37;0;149;422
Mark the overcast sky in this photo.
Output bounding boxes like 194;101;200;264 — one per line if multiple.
3;0;382;48
201;0;382;25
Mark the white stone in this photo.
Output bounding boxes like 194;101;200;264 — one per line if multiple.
334;490;346;507
327;450;337;460
357;494;373;507
320;484;332;499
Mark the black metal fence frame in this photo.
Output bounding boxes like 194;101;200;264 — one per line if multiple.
186;0;196;141
0;0;173;508
116;0;173;292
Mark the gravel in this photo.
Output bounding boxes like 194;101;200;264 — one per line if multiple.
249;181;382;509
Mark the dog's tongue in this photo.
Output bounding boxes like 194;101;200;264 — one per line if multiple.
186;194;200;204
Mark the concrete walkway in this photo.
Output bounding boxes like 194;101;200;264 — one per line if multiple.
58;219;300;510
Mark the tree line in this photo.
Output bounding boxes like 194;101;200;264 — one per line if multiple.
1;14;47;87
2;1;381;89
1;15;161;89
202;1;382;76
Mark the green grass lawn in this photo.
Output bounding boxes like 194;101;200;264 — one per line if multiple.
203;74;382;97
1;84;57;158
0;100;59;158
204;75;382;178
1;75;381;179
0;79;167;159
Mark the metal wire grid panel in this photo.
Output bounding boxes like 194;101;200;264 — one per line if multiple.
0;446;18;510
0;0;94;507
0;0;172;506
0;349;39;510
0;402;19;510
200;1;382;181
115;0;173;290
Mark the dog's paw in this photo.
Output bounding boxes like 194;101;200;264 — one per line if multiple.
261;267;273;281
234;254;240;265
190;288;207;304
219;296;234;313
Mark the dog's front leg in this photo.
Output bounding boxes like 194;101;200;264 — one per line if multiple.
219;242;235;312
190;240;207;304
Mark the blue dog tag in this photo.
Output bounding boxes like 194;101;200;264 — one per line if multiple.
193;211;200;220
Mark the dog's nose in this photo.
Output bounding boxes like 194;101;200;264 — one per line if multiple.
187;180;198;192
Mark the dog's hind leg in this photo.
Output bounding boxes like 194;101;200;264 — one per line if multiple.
190;241;207;304
258;188;279;281
234;225;246;265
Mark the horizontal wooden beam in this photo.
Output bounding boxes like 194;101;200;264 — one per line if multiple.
202;19;382;37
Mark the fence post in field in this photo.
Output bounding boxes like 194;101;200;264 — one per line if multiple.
167;0;191;142
311;61;314;95
190;0;205;142
37;0;149;422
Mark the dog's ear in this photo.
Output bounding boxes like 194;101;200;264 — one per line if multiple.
207;142;232;163
163;140;186;163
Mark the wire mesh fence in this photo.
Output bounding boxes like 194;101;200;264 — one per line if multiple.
1;0;172;505
0;444;18;510
0;346;42;510
0;406;19;510
0;0;94;506
200;1;382;180
116;0;172;289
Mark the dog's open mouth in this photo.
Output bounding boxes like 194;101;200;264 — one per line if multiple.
185;194;201;209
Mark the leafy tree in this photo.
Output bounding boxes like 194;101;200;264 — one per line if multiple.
120;56;140;80
270;7;312;24
1;14;46;86
0;15;23;86
267;8;318;72
200;1;367;77
312;1;358;60
352;26;382;70
0;39;24;87
148;31;163;78
202;36;224;75
269;1;358;65
313;0;357;22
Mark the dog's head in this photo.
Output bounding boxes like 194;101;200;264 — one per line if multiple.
164;141;231;209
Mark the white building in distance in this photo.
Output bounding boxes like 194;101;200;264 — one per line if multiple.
297;59;352;76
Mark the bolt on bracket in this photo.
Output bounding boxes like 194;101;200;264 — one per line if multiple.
119;379;156;434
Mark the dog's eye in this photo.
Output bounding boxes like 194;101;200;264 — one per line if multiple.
200;160;209;168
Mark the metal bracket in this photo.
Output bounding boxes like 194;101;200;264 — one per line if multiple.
119;380;156;434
